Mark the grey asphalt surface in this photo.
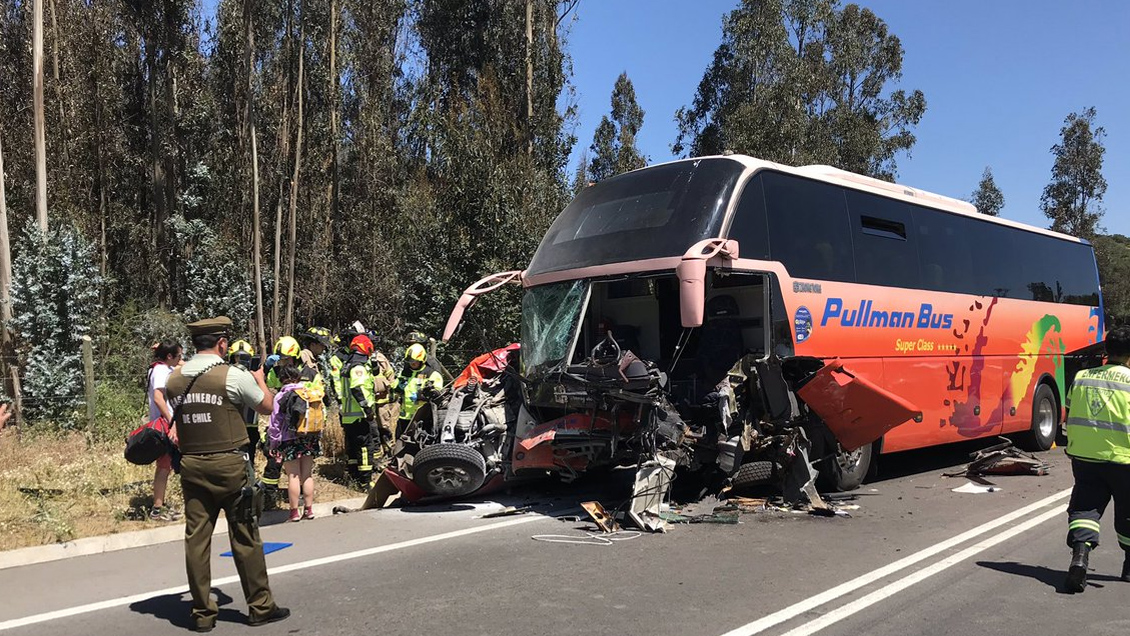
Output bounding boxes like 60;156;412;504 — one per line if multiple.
1;440;1122;636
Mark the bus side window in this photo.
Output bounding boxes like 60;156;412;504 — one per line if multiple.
726;175;771;260
762;172;855;283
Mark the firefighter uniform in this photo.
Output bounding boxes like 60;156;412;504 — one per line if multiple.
228;340;262;462
1066;364;1130;544
340;336;378;486
394;344;444;438
1064;360;1130;592
370;349;398;458
165;317;286;631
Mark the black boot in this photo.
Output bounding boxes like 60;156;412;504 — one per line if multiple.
1066;542;1090;593
1121;552;1130;583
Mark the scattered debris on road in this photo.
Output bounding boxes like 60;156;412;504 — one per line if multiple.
943;438;1051;480
951;482;1001;494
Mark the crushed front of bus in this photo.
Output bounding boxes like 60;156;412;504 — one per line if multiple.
509;268;915;518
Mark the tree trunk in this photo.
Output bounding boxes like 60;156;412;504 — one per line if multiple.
0;124;21;428
271;0;295;344
284;16;305;335
245;0;267;356
33;0;47;232
92;10;108;277
525;0;534;156
318;0;338;306
47;0;69;181
145;33;168;307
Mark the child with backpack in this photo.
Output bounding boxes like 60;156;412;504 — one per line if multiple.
267;364;326;522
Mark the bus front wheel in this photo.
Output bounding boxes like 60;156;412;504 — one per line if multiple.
1018;383;1058;452
819;443;873;492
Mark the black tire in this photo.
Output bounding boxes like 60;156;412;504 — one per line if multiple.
819;443;872;492
1017;383;1057;452
411;443;487;497
731;461;775;489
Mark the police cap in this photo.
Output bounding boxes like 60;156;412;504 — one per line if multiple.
186;316;233;337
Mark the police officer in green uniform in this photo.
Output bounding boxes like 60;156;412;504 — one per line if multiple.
165;317;289;632
1063;326;1130;593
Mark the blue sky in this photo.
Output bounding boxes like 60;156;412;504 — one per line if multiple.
565;0;1129;236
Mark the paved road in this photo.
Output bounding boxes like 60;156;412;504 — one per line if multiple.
2;441;1126;636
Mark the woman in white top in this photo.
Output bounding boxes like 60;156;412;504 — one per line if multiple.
147;339;183;521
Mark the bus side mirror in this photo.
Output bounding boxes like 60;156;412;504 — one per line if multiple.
676;259;706;328
676;238;739;329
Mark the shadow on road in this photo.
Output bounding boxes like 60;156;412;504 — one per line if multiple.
128;588;243;629
976;560;1121;593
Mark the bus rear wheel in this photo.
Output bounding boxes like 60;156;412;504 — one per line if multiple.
1018;383;1058;452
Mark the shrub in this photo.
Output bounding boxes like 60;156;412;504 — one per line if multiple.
10;223;105;427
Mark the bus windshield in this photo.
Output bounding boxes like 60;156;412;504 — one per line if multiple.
521;280;588;378
526;158;746;276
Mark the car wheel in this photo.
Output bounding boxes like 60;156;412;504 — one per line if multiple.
411;443;487;497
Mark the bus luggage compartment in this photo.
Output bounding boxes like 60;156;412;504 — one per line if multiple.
796;358;922;451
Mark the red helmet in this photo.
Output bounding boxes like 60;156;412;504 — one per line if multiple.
350;334;374;356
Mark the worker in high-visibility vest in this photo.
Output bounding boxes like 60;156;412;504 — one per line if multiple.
227;339;262;460
1064;326;1130;593
298;326;331;390
393;343;444;439
339;335;378;487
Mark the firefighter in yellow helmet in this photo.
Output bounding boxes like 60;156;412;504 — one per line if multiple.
393;343;444;439
267;336;302;390
227;339;263;462
260;336;301;494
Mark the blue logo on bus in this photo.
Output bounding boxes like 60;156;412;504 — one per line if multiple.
794;306;813;343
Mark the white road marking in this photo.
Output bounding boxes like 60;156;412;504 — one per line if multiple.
0;511;564;632
718;487;1071;636
779;504;1067;636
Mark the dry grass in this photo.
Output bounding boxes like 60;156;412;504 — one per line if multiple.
0;420;366;552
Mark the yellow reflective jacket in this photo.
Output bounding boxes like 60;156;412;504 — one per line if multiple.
1066;364;1130;464
341;354;375;424
394;364;443;423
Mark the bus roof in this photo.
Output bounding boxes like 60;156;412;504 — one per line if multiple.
644;154;1090;246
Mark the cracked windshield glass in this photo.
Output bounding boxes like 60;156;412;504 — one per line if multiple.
520;280;588;378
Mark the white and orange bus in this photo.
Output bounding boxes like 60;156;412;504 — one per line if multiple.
438;154;1103;495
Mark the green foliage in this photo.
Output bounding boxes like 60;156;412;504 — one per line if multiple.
587;72;647;183
90;380;147;445
1041;107;1107;239
970;167;1004;216
96;303;187;389
1094;234;1130;326
166;211;254;330
9;224;105;425
674;0;925;179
